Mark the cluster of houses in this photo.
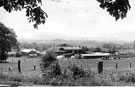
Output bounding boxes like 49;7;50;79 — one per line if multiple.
51;46;112;59
8;46;112;59
8;49;41;57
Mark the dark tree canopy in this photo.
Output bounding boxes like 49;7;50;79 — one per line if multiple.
97;0;131;20
0;0;131;29
0;22;18;62
0;0;48;28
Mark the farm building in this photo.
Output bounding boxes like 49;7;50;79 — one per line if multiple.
49;47;82;55
20;49;40;57
81;52;111;59
59;47;82;54
8;51;17;57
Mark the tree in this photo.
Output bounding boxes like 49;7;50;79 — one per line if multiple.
58;43;72;47
94;47;102;52
97;0;131;20
0;0;48;28
40;51;61;78
0;0;131;29
0;22;18;62
81;46;88;53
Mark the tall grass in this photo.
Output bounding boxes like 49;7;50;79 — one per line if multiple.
0;72;44;86
39;51;135;86
1;66;135;86
118;72;135;83
1;51;135;86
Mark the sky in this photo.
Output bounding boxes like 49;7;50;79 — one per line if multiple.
0;0;135;41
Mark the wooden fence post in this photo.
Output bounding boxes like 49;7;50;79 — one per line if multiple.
18;60;21;73
116;63;118;69
9;67;11;71
130;62;132;68
1;65;3;75
98;61;103;74
34;65;36;71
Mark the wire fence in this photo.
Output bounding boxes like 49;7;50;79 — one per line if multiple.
59;58;135;71
1;57;135;75
0;57;41;75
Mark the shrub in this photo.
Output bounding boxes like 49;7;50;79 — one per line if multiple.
0;73;9;81
0;72;44;86
40;51;57;69
67;64;86;80
40;51;61;78
74;78;112;86
119;72;135;83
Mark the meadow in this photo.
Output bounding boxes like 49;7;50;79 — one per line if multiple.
59;58;135;71
1;56;135;75
0;56;41;76
1;56;135;86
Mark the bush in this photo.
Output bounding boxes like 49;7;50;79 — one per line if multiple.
0;72;44;86
119;72;135;83
40;51;61;78
31;50;135;85
40;51;57;69
67;64;86;80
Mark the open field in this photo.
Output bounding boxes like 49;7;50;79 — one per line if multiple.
1;56;135;86
1;57;135;75
59;58;135;71
0;56;41;76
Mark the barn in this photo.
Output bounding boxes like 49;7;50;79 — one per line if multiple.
59;47;82;54
20;49;39;57
81;52;111;59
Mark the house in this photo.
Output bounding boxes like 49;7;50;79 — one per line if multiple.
59;47;82;54
50;47;82;55
20;49;39;56
8;51;17;57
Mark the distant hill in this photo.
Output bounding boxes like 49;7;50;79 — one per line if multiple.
18;38;132;47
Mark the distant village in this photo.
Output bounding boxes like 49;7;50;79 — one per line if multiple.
8;43;121;60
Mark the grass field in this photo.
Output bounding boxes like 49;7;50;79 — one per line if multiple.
0;56;41;76
1;56;135;86
59;58;135;71
1;56;135;75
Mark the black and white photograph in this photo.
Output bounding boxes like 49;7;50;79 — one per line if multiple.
0;0;135;86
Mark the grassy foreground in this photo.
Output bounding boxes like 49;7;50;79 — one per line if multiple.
1;53;135;86
1;67;135;86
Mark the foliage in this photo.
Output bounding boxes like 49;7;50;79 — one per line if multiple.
40;51;57;69
94;47;102;52
97;0;131;20
1;64;135;86
0;72;44;86
41;65;116;86
0;0;132;29
67;64;86;80
119;72;135;83
40;51;62;78
102;43;116;50
81;46;88;53
0;22;18;62
0;0;48;28
57;43;72;47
